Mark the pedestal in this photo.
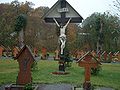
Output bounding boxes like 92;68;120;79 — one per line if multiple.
5;84;38;90
83;81;91;90
59;61;65;72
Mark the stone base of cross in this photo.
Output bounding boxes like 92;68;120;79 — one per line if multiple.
83;81;91;90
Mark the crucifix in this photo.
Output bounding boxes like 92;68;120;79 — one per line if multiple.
43;0;83;73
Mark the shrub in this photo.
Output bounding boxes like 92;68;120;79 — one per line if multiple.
24;83;33;90
91;65;102;75
31;61;38;71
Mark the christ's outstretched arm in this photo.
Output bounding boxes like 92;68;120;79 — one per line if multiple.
53;18;60;27
64;18;71;28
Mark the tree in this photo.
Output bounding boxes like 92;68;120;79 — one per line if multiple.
0;2;78;52
112;0;120;17
14;14;27;48
0;3;17;47
82;12;120;52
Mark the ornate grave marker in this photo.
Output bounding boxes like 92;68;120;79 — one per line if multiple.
41;47;47;60
13;46;20;58
5;45;36;90
54;49;60;60
15;45;35;85
33;47;38;57
97;51;101;61
0;45;4;57
91;50;96;57
77;51;101;90
117;51;120;61
76;50;84;60
102;51;108;61
43;0;83;72
108;52;113;61
113;51;120;62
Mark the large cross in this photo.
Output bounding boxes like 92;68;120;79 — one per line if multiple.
43;0;83;72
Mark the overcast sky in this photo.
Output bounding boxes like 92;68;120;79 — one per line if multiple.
0;0;114;19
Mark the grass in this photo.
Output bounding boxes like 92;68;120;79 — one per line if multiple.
0;60;120;89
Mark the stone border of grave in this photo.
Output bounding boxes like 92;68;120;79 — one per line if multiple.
1;83;115;90
5;84;38;90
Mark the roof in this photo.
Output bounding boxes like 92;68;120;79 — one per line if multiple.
15;45;35;61
43;0;83;23
76;51;101;65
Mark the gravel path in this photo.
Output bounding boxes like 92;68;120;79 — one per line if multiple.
37;84;73;90
0;84;73;90
0;84;115;90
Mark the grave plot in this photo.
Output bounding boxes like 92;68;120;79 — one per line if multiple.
5;45;38;90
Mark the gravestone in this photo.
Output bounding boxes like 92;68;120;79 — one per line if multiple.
91;50;96;57
33;47;38;57
54;49;60;60
76;50;84;60
13;46;20;58
6;47;12;57
108;52;113;61
15;45;35;85
102;51;108;61
77;51;101;90
97;51;101;61
113;51;120;62
117;52;120;61
5;45;36;90
41;47;47;60
0;45;4;57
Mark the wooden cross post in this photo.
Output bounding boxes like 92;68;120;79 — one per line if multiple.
77;52;101;90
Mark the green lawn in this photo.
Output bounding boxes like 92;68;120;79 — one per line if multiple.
0;60;120;89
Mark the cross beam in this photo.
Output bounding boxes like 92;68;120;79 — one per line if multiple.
44;17;82;24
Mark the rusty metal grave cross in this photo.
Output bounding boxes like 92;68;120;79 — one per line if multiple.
77;51;101;90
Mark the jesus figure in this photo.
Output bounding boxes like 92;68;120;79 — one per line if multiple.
53;18;71;54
